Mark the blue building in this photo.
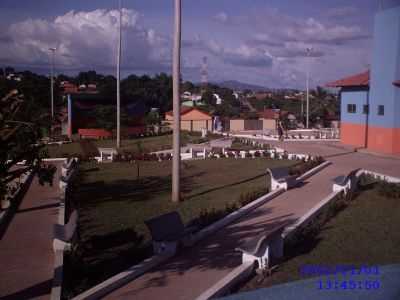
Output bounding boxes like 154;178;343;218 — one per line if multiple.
327;5;400;155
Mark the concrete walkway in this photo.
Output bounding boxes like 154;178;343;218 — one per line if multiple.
0;163;62;300
102;143;400;300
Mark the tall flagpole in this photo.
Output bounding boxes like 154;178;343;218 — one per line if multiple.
172;0;182;202
306;47;313;129
116;0;122;148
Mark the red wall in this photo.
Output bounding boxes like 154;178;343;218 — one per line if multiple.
341;122;367;148
341;122;400;155
367;126;400;155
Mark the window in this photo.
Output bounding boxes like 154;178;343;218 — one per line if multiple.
363;105;369;114
347;104;356;113
378;105;384;116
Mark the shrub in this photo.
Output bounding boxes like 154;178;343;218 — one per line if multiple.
238;188;269;207
254;151;261;157
282;151;289;160
377;181;400;199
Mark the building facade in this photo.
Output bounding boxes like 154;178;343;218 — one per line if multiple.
327;6;400;155
165;107;213;132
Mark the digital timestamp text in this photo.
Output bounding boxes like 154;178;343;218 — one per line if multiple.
317;279;381;290
299;264;382;290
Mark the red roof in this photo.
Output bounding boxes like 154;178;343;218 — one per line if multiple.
393;80;400;87
326;71;369;88
165;107;211;117
259;109;288;120
259;109;280;119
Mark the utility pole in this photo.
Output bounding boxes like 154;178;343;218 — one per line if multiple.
306;47;313;129
301;94;304;122
49;47;57;119
116;0;122;149
172;0;182;203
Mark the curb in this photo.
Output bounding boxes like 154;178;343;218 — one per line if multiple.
50;159;77;300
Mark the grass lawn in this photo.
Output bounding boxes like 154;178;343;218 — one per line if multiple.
45;131;218;158
63;158;296;297
237;181;400;293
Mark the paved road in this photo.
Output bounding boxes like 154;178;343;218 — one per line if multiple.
0;163;62;300
104;143;400;300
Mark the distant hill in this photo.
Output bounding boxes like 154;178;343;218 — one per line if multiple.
214;80;268;92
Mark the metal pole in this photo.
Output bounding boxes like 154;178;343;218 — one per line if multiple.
116;0;122;148
49;48;56;119
172;0;182;203
306;47;312;129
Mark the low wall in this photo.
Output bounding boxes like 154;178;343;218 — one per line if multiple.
50;158;78;300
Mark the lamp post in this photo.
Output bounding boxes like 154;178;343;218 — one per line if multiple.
49;47;57;119
116;0;122;149
306;47;313;129
172;0;182;203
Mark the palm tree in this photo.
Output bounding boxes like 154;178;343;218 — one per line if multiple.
172;0;182;202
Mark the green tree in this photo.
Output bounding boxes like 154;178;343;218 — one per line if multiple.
0;90;55;207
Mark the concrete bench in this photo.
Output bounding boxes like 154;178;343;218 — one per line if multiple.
145;211;197;255
61;158;77;177
53;210;78;252
236;225;285;275
332;168;361;195
267;167;299;191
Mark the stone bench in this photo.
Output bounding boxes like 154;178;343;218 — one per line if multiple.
332;168;361;195
53;210;78;252
145;211;197;255
61;158;77;177
267;167;300;191
236;225;286;275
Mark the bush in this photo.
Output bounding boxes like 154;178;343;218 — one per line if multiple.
254;151;261;157
238;188;269;207
377;181;400;199
281;151;289;160
289;156;325;176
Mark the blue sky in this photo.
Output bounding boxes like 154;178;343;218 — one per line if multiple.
0;0;398;88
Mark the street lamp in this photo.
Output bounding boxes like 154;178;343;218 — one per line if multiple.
172;0;182;203
116;0;122;149
306;47;313;129
49;47;57;119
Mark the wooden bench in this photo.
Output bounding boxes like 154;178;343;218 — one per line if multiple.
332;168;361;195
53;210;78;252
267;167;299;191
145;211;197;255
236;225;286;275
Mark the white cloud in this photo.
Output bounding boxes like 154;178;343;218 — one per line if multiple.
0;9;170;72
183;37;273;68
213;12;229;23
326;6;358;18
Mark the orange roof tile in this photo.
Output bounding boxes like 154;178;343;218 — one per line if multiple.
326;70;369;88
165;107;211;117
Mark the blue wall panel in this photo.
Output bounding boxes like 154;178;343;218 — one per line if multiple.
369;6;400;128
340;90;368;125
